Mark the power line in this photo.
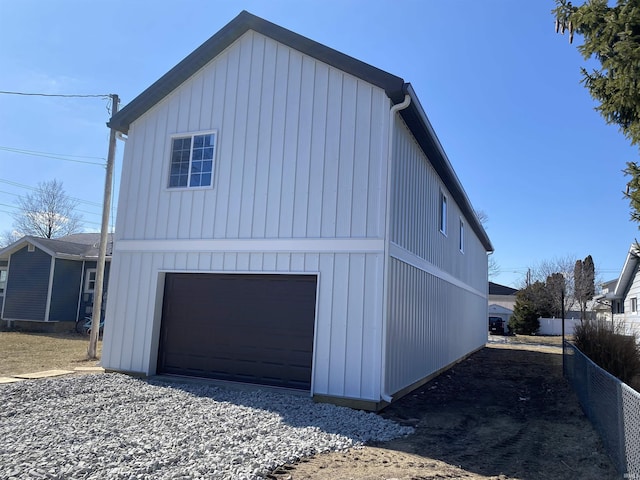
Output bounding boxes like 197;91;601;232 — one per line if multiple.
0;178;103;207
0;202;104;228
0;146;105;166
0;90;111;99
0;192;102;218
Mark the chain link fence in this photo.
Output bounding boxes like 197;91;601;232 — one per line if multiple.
564;341;640;477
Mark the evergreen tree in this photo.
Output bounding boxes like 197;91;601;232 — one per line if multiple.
574;255;595;320
508;281;551;334
553;1;640;222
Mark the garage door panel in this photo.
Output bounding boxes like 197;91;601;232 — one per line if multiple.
158;273;316;389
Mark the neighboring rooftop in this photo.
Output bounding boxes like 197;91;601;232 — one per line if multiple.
489;282;518;296
0;233;113;259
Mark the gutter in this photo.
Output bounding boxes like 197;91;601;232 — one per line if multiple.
380;91;411;404
399;84;492;253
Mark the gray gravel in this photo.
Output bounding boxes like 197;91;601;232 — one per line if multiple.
0;373;413;479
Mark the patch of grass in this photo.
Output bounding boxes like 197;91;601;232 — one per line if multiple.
508;334;565;346
0;332;102;376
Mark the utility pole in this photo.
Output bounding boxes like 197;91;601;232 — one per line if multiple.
561;281;566;374
88;93;119;359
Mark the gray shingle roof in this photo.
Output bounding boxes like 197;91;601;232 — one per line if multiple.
4;233;115;258
489;282;518;296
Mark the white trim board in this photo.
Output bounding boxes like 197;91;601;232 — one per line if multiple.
389;243;486;299
114;238;385;254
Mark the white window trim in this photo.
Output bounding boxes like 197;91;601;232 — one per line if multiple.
632;297;637;313
0;267;7;294
439;190;448;236
166;130;218;191
459;218;464;253
85;268;97;293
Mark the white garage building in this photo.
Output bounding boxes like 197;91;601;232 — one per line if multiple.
102;11;493;410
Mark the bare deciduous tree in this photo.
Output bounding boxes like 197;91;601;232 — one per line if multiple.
11;179;83;238
0;230;21;248
475;210;500;279
523;255;578;314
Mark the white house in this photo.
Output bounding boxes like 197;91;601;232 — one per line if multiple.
599;245;640;336
102;11;493;410
488;281;518;333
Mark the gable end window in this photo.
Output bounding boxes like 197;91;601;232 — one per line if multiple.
459;219;464;253
632;297;637;313
168;132;216;188
439;191;447;235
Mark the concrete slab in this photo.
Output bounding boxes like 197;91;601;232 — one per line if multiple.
0;376;23;384
13;369;74;379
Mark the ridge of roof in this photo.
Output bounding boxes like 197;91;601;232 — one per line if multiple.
0;233;114;259
108;10;405;134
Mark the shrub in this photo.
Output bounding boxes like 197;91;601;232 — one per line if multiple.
573;319;640;385
509;297;540;335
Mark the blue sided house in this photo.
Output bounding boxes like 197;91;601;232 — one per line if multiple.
0;233;112;332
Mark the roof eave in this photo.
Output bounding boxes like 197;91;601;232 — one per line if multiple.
614;245;640;296
399;84;493;253
108;10;405;134
0;237;57;259
107;11;491;255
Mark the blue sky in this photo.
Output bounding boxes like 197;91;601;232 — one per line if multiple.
0;0;637;288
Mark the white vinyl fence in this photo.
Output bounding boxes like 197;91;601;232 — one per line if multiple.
538;317;582;336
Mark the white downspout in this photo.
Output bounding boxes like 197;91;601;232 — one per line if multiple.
76;260;86;323
44;256;56;322
380;93;411;403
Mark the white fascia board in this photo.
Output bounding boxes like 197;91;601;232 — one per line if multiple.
614;246;640;297
114;238;385;254
0;237;57;259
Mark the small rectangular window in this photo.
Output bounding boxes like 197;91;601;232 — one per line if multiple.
85;269;97;293
168;132;216;188
27;244;35;252
439;191;447;235
0;268;7;294
632;297;637;313
459;219;464;253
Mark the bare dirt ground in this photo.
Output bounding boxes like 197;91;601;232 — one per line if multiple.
0;331;101;375
0;332;618;479
269;338;618;480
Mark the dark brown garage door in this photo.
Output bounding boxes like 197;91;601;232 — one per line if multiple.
157;273;317;389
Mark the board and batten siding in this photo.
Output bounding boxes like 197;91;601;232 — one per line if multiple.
103;250;385;401
391;117;487;292
49;259;83;322
386;116;488;393
115;30;389;242
2;246;51;321
103;30;392;401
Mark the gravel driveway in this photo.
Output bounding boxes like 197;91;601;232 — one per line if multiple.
0;373;411;479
